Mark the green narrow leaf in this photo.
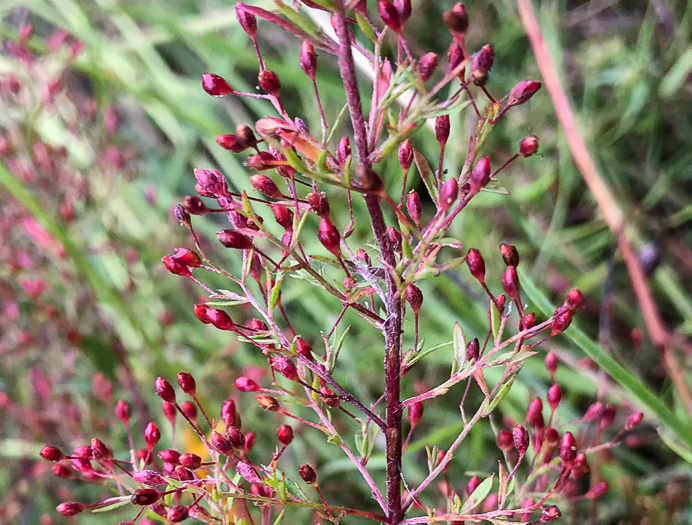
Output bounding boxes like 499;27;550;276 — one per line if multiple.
269;273;285;313
414;150;439;203
275;1;323;40
485;371;517;413
91;498;130;513
451;322;466;375
356;12;377;42
490;302;501;340
459;475;494;514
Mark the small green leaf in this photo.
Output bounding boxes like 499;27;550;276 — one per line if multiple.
356;12;377;42
91;498;130;513
269;272;285;313
490;302;501;340
275;1;322;40
451;322;466;375
414;150;439;203
459;475;494;514
485;372;517;413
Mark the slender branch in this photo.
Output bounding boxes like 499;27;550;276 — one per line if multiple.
333;5;404;523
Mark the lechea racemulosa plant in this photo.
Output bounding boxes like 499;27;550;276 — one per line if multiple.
41;2;644;524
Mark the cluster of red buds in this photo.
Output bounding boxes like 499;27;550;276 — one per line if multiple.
41;1;646;524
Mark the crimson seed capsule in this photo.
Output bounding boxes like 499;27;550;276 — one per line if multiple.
466;337;480;361
221;399;237;427
144;422;160;450
258;70;281;98
272;355;300;382
57;502;86;516
470;156;491;194
91;438;113;460
547;384;562;410
155;377;176;403
131;488;161;506
439;178;458;211
470;45;495;86
276;424;294;446
502;266;520;301
300;42;318;80
201;73;233;97
318;218;341;257
406;190;422;227
216;133;248;153
161;255;191;277
513;424;529;456
519;136;539;158
399;139;413;172
625;412;644;430
418;52;438;82
466;249;486;283
40;446;65;462
497;429;513;451
508;80;542;107
217;230;253;250
408;402;424;428
405;285;423;315
299;464;317;485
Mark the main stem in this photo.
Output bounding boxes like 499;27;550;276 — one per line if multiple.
333;6;403;524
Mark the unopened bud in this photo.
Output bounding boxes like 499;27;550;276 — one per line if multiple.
565;288;583;311
155;377;176;403
235;377;260;392
237;461;261;483
545;352;557;376
258;70;281;98
466;338;479;361
625;412;643;430
465;475;481;496
217;230;253;250
586;481;608;499
318;218;341;257
513;424;529;456
439;178;458;211
227;426;245;449
405;285;423;315
550;309;573;336
57;502;86;516
508;80;542;106
176;372;196;396
544;427;559;446
184;195;208;215
540;505;561;522
406;190;422;227
497;429;513;451
546;384;562;410
216;134;249;152
307;192;330;218
179;452;201;469
519;312;536;331
90;438;113;460
221;399;237;428
144;422;160;450
250;174;282;198
418;52;438;82
272;355;300;382
526;397;544;429
499;243;519;267
443;3;469;39
300;42;317;80
296;338;314;362
337;136;351;165
470;45;495;86
299;464;317;484
276;424;294;446
202;73;234;97
181;400;197;421
470;156;491;194
501;266;520;301
134;470;166;487
377;0;402;34
583;402;605;422
131;488;160;506
168;505;189;523
162;255;192;277
210;431;234;455
158;449;180;463
256;393;280;411
559;431;576;464
399;140;413;172
519;136;539;158
408;402;424;428
40;446;66;462
601;404;617;429
466;249;486;283
435;115;450;145
236;3;257;38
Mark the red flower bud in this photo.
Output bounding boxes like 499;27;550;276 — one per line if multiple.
272;355;300;382
300;42;318;80
179;452;201;469
217;230;253;250
245;432;256;453
550;309;572;336
131;488;161;506
336;136;352;166
418;52;438;82
465;475;481;497
519;136;539;158
145;422;160;451
625;412;643;430
406;190;422;227
158;449;180;463
53;463;73;479
194;168;227;198
466;248;486;283
501;266;520;301
565;288;583;311
299;464;317;484
439;178;458;211
405;285;423;315
256;393;280;411
497;429;513;451
394;0;411;24
184;195;208;215
234;377;261;392
237;461;261;483
91;438;113;460
162;255;192;277
435;115;450;145
545;352;557;376
177;372;196;396
443;3;469;39
466;338;480;361
508;80;541;106
526;397;544;429
271;204;293;232
168;505;189;523
408;402;424;428
276;424;294;446
40;446;66;462
544;427;559;446
499;243;519;267
559;431;576;464
181;400;197;421
519;312;536;331
540;505;561;523
583;401;604;422
216;134;249;152
202;73;233;97
258;70;281;98
546;384;562;410
221;399;237;427
227;426;245;449
173;248;202;268
57;502;86;516
250;174;282;198
307;192;330;218
155;377;176;403
513;424;529;456
586;481;608;500
235;3;257;38
378;0;402;34
399;140;413;172
601;404;617;429
318;218;341;256
210;431;234;455
134;470;166;487
470;156;491;194
470;45;495;86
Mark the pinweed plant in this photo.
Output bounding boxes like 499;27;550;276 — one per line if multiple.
40;2;644;524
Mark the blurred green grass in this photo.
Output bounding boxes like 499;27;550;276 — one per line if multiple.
1;0;691;523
